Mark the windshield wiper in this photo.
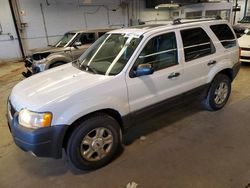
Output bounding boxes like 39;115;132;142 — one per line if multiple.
79;63;98;74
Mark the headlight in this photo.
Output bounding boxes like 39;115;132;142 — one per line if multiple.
18;109;52;129
33;59;47;71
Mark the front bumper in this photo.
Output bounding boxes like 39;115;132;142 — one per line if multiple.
22;58;45;78
7;107;68;159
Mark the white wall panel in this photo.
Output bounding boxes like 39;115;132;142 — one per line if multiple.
2;0;243;60
18;0;128;50
0;0;21;60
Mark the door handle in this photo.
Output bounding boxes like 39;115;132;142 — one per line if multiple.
207;60;217;66
168;72;180;79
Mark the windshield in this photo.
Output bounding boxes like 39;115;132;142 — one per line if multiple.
239;16;250;23
73;33;142;76
54;32;76;47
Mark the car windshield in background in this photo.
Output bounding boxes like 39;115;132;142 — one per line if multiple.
238;16;250;23
55;32;76;47
74;32;95;45
74;33;142;76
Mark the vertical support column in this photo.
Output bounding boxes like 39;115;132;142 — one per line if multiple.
9;0;26;58
244;0;248;17
233;0;238;24
40;3;49;46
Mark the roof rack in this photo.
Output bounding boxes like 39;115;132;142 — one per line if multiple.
172;16;222;25
138;19;173;25
137;16;223;26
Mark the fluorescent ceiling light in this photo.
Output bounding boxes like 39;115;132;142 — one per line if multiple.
155;4;180;9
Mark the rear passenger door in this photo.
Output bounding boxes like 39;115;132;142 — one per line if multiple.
179;27;216;91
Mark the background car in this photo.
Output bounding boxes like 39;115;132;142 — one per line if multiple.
233;16;250;38
238;29;250;63
22;29;111;77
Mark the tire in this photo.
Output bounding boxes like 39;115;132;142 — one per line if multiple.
203;74;231;111
49;62;65;68
66;114;121;171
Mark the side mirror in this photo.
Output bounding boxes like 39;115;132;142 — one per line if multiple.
73;41;82;48
134;63;154;77
244;28;250;34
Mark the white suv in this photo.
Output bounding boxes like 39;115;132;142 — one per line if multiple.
7;19;240;170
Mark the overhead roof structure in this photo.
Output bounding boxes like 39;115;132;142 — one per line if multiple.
146;0;217;8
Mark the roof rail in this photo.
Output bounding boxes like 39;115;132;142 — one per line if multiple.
172;16;222;25
137;16;222;26
138;19;173;25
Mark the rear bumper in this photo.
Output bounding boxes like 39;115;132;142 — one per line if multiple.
7;112;68;159
232;62;241;80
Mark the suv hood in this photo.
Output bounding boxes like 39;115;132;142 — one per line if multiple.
27;46;65;57
10;64;112;111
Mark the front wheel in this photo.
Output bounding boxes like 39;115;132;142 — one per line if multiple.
203;74;231;111
66;114;121;170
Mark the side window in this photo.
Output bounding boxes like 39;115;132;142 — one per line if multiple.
75;33;95;45
210;24;236;48
181;27;215;62
136;32;178;71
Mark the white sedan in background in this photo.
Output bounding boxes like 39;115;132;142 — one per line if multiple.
238;29;250;63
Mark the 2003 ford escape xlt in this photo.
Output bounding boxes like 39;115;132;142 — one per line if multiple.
7;18;241;170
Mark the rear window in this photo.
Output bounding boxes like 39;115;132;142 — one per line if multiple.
181;27;215;62
210;24;236;49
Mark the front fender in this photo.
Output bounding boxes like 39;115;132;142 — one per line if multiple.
45;53;72;69
53;96;129;126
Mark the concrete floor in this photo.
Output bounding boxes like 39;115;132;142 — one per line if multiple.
1;62;250;188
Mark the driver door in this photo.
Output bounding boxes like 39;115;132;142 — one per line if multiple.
125;31;184;113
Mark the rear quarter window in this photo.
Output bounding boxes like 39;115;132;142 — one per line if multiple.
210;24;236;49
180;27;215;62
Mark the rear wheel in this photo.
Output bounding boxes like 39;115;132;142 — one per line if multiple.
66;114;121;170
203;74;231;111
